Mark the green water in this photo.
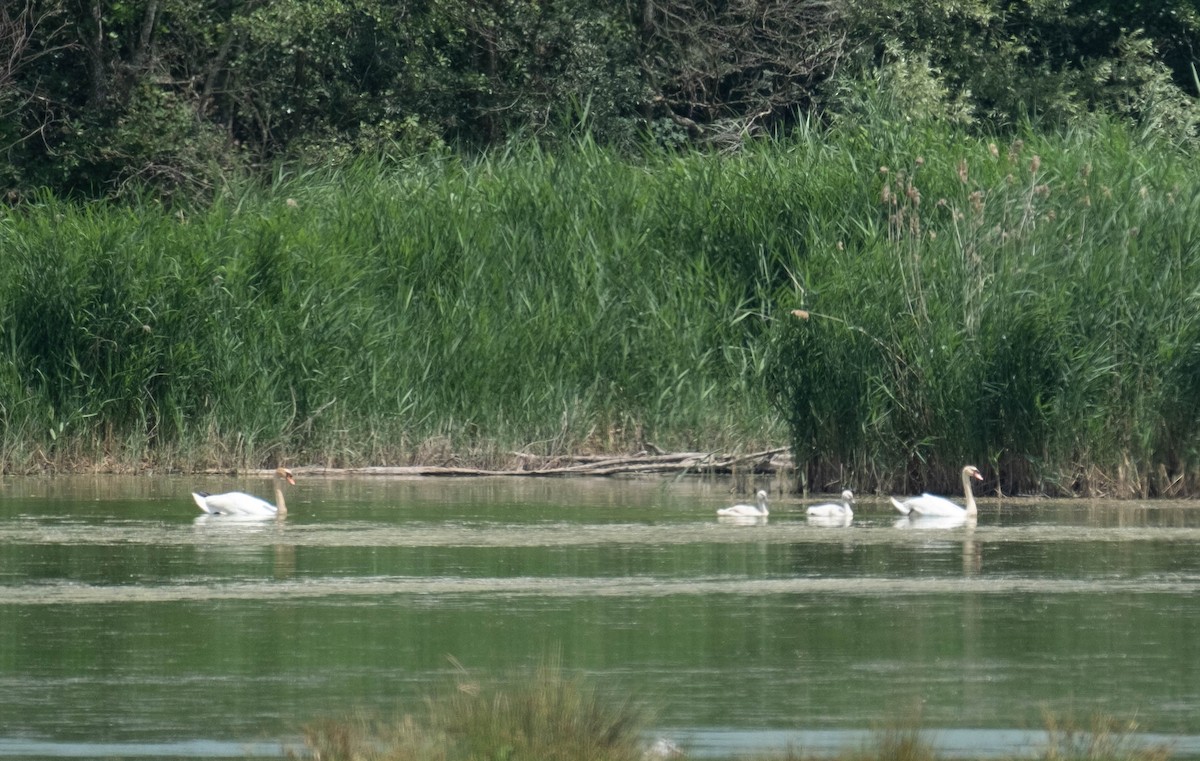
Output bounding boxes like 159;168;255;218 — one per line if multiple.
1;475;1199;757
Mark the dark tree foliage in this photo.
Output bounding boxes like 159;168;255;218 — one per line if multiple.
837;0;1200;134
1;0;1197;201
637;0;846;144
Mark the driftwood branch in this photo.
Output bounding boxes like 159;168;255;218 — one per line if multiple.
222;448;793;478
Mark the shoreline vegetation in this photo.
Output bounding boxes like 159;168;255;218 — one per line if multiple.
3;117;1200;497
295;664;1174;761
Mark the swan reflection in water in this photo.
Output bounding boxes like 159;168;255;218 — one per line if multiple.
717;514;768;526
893;514;982;575
192;511;297;577
893;514;976;530
807;512;852;527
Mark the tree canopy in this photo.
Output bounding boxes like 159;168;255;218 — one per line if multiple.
3;0;1198;200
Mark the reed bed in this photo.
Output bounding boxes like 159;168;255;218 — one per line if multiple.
0;145;784;472
766;119;1200;497
2;119;1199;493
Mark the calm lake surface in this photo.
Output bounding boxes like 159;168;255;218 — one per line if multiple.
2;475;1199;759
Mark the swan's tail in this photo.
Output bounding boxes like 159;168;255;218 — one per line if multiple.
192;492;212;513
889;497;911;516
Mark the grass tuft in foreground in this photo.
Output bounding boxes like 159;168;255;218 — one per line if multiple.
296;662;649;761
1041;713;1172;761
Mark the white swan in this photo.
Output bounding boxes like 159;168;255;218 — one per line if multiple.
717;489;769;517
192;467;295;518
890;465;982;517
806;489;854;519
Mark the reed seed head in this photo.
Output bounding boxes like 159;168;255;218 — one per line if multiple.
969;190;984;214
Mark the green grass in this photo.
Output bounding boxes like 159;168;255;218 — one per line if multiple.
2;118;1199;492
0;144;785;472
765;119;1200;497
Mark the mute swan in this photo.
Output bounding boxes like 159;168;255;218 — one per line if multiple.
717;489;769;517
890;465;982;517
806;489;854;519
192;467;295;518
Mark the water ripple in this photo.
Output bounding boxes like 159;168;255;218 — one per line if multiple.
2;520;1200;549
2;573;1198;605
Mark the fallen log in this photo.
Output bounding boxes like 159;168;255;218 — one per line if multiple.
227;447;793;478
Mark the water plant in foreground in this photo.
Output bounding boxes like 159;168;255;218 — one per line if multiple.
716;715;1172;761
296;661;649;761
295;662;1174;761
1040;713;1172;761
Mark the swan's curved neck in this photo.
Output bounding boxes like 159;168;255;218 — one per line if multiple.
275;481;288;516
961;470;977;516
758;493;769;515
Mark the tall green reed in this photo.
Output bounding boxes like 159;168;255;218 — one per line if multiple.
0;143;784;471
767;118;1200;496
2;118;1198;492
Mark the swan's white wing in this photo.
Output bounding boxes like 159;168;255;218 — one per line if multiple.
193;490;276;516
906;493;965;517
